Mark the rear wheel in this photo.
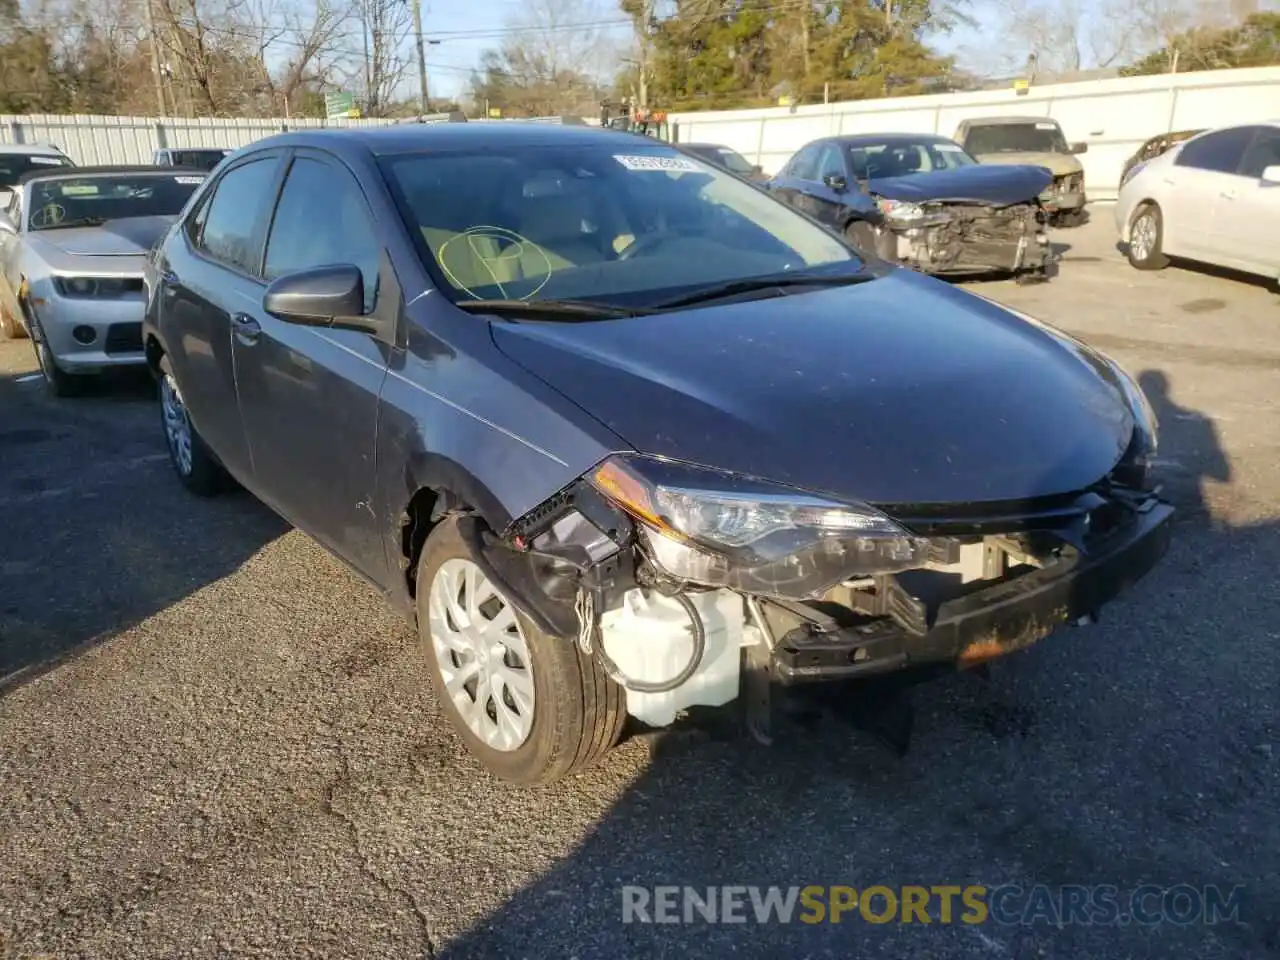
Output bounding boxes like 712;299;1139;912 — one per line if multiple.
1127;203;1169;271
417;517;625;785
158;355;232;496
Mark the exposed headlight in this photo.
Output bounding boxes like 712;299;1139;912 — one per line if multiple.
590;455;930;599
874;197;926;221
53;276;140;298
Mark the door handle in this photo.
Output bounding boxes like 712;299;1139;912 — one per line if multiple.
230;312;261;344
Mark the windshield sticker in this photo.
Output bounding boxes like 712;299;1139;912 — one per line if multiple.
936;143;966;152
60;185;98;196
173;176;204;184
1035;121;1057;129
614;154;701;172
29;156;64;165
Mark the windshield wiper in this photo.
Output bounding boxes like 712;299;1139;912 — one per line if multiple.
35;217;109;230
654;270;876;310
454;298;656;321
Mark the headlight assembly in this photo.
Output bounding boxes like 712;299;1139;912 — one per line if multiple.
874;197;925;222
53;276;140;298
1107;356;1158;458
590;455;930;599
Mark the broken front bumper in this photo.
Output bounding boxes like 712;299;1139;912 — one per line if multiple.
770;497;1174;684
886;203;1054;278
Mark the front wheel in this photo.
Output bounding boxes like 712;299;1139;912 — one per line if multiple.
417;518;625;785
31;326;84;397
158;356;233;496
1127;204;1169;271
845;220;879;253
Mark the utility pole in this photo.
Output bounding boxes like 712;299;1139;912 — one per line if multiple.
143;0;167;116
411;0;430;114
637;0;651;109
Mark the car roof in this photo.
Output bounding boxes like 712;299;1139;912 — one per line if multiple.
831;132;960;147
17;164;208;185
960;116;1060;126
0;143;65;155
684;142;737;151
238;122;666;159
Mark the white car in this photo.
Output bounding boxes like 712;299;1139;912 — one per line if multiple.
1115;121;1280;280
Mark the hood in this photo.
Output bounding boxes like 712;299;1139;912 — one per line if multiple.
869;165;1053;206
490;270;1135;507
33;215;175;257
971;150;1082;177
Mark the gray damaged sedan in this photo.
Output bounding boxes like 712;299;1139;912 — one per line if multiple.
0;165;207;394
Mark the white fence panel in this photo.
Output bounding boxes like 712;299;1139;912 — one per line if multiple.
669;66;1280;199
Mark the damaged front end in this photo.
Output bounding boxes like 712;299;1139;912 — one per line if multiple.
467;448;1173;745
873;196;1055;282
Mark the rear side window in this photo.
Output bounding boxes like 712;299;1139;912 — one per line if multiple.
1175;127;1256;175
263;156;381;313
787;144;821;180
197;157;278;274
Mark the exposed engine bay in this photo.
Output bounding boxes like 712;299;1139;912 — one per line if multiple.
458;453;1173;743
872;197;1055;281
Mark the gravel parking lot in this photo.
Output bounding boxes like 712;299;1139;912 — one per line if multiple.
1;208;1277;960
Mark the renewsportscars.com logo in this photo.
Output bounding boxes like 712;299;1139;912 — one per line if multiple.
621;884;1246;927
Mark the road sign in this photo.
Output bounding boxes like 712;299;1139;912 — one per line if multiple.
325;91;356;118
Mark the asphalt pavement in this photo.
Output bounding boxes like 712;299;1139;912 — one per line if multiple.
1;210;1277;959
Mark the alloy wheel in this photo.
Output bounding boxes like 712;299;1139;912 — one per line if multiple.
161;373;194;476
1130;213;1156;262
427;557;536;751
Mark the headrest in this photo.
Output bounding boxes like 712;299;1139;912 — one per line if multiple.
517;192;594;245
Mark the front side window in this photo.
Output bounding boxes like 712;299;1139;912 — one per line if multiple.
381;142;861;308
198;157;279;274
1238;127;1280;179
26;172;206;230
1174;127;1256;175
264;157;381;313
963;122;1070;155
847;139;978;180
816;144;846;182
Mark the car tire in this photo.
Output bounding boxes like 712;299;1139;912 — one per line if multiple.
158;355;232;496
417;517;625;785
30;322;84;397
1127;204;1169;271
845;220;878;253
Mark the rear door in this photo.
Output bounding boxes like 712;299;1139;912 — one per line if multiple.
158;150;285;482
1165;126;1256;262
231;148;392;580
767;143;821;212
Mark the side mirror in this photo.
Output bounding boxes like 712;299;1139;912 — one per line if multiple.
1261;164;1280;184
262;264;374;332
1070;142;1088;154
823;173;848;192
751;164;763;174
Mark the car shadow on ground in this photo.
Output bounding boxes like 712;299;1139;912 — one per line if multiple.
1112;244;1278;295
0;368;288;696
434;368;1279;959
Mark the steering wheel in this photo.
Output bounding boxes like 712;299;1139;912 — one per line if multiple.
30;203;66;228
617;231;677;261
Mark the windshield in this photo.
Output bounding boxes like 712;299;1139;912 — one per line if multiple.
28;173;205;230
380;142;863;309
964;123;1070;155
0;153;72;189
846;139;978;180
169;149;230;171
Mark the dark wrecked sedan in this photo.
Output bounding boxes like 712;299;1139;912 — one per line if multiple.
767;133;1055;281
143;123;1171;785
